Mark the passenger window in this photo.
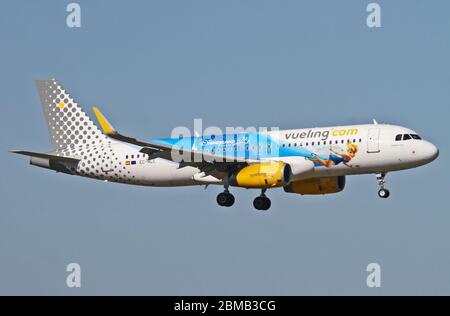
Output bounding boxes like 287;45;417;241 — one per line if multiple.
131;155;134;159
395;134;402;141
126;155;128;159
403;134;411;140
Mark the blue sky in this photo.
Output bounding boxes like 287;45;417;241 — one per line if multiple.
0;0;449;295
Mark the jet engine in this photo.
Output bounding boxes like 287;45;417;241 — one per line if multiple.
284;176;346;195
230;162;291;188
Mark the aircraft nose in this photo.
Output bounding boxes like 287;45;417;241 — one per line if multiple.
421;141;439;163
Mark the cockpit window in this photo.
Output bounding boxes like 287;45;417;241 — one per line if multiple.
396;133;422;141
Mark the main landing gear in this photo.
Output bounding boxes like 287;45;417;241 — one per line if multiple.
217;175;235;207
253;189;271;211
216;189;272;211
216;177;271;210
376;173;390;199
216;190;235;207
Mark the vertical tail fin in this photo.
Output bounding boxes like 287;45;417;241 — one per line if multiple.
36;79;109;151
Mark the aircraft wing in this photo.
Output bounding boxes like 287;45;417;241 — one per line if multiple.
92;107;256;166
92;107;167;151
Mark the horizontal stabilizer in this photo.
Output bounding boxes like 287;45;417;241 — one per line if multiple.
10;150;80;163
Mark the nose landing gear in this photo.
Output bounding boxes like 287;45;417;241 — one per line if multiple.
378;188;390;198
376;173;390;198
253;189;271;211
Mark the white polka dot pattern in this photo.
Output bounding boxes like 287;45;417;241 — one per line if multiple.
35;79;147;185
36;79;109;151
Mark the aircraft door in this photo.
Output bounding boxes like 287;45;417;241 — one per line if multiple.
367;128;380;153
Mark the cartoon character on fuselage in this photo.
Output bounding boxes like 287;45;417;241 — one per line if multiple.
309;143;358;168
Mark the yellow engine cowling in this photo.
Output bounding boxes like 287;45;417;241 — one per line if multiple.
283;176;345;195
230;162;291;188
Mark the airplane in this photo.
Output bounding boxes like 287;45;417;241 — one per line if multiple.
11;79;439;211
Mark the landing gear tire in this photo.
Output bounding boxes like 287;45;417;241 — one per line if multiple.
217;192;235;207
253;196;271;211
376;173;390;199
378;189;390;199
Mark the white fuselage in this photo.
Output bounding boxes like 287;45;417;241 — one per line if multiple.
68;124;438;187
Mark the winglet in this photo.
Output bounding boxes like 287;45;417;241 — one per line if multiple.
372;118;378;125
93;106;116;135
